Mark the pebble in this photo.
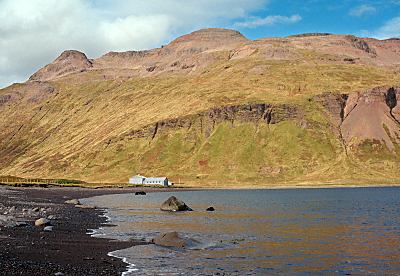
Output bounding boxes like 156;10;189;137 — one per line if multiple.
65;199;80;205
43;226;53;232
75;205;96;209
35;218;50;227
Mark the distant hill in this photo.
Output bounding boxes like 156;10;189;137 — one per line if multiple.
0;28;399;187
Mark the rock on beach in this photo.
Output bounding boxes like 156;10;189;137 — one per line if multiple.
65;199;80;205
35;218;50;227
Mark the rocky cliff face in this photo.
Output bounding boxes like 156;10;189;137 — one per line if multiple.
341;87;400;151
316;87;400;151
118;103;299;142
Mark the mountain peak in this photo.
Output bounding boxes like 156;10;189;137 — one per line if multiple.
29;50;92;82
55;50;89;62
167;28;248;50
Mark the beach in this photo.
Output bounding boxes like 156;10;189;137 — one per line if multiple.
0;186;166;276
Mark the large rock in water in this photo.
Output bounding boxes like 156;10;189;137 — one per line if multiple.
151;232;199;248
160;196;192;212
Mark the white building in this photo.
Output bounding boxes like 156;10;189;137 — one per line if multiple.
129;175;171;187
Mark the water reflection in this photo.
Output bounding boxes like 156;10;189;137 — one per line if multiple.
83;188;400;275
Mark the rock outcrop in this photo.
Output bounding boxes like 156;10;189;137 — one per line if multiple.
120;103;299;141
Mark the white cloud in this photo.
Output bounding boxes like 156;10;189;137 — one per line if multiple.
349;4;376;17
370;16;400;39
234;14;302;28
0;0;267;88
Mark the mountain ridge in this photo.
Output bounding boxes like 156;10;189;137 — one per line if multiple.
1;28;400;187
27;29;400;83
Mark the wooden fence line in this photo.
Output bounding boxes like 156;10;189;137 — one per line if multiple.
0;178;61;184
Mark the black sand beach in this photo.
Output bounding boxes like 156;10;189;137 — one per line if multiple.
0;186;166;276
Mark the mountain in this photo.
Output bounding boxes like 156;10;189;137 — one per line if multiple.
0;28;400;187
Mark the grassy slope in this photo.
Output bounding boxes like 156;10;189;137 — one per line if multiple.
0;51;400;187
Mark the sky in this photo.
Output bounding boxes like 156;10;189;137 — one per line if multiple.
0;0;399;88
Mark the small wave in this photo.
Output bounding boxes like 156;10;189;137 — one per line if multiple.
108;250;139;276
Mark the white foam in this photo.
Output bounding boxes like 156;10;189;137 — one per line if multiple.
108;250;139;275
82;201;136;275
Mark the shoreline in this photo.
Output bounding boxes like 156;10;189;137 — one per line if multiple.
0;186;167;275
170;182;400;190
2;182;400;191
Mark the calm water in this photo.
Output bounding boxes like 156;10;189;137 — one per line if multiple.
82;188;400;275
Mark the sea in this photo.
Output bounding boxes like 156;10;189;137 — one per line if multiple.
81;187;400;275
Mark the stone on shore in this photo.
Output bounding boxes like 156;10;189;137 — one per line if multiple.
206;206;215;211
44;226;54;232
160;196;192;212
35;218;50;227
75;204;96;209
65;199;80;205
151;232;199;248
0;215;18;228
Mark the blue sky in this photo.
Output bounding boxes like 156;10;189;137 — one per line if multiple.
0;0;399;88
235;0;400;39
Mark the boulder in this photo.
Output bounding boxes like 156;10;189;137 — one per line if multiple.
160;196;192;212
206;206;215;211
65;199;80;205
151;232;199;248
35;218;50;227
135;191;146;195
